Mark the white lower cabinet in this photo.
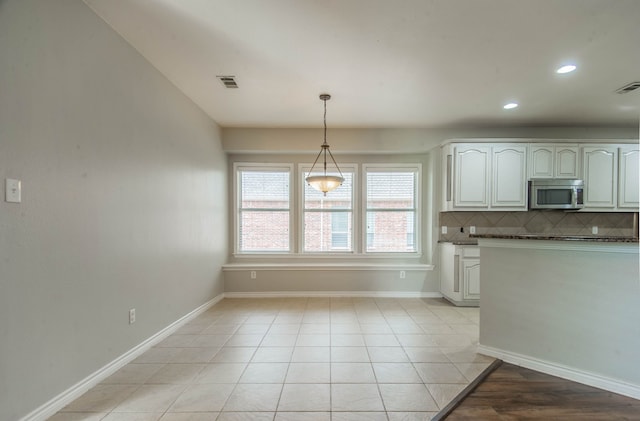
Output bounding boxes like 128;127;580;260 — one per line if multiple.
462;258;481;300
440;243;480;306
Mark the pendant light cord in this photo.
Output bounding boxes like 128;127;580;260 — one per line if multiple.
323;97;328;146
307;94;343;179
323;97;328;174
324;96;343;178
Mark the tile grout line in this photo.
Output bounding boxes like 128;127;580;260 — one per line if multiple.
54;297;481;419
371;298;391;420
214;308;261;417
272;300;300;419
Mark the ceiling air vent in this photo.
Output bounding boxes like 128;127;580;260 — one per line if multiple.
217;75;238;89
615;81;640;94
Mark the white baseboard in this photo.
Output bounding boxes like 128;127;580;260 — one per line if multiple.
477;344;640;400
21;293;225;421
224;291;443;298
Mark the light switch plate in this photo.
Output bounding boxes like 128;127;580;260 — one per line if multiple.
441;226;447;234
5;179;21;203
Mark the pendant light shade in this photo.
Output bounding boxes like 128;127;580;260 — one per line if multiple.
306;94;344;195
305;175;344;193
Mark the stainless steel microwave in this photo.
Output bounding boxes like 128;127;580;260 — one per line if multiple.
529;179;584;210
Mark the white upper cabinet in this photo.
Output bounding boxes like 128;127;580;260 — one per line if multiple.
529;144;579;179
618;145;640;209
555;145;580;178
582;146;618;209
454;145;490;208
492;145;527;208
442;140;636;212
442;143;527;211
529;145;554;178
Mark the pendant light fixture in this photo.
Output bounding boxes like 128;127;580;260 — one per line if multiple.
306;94;344;196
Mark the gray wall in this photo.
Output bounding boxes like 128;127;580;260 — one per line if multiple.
222;127;638;154
0;0;227;419
222;129;637;295
224;269;438;295
479;239;640;389
224;152;439;294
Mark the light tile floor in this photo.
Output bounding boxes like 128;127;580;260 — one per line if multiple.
51;297;493;421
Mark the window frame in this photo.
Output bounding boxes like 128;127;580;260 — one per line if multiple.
232;161;422;258
362;163;422;255
234;163;294;255
298;163;357;254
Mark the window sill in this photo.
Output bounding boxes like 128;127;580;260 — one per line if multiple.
232;252;423;259
222;262;434;271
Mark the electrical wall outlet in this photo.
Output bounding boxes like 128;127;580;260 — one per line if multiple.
399;270;406;279
592;226;598;235
129;308;136;324
250;271;257;279
469;226;476;234
441;226;447;234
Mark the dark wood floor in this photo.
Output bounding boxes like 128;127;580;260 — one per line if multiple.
441;362;640;420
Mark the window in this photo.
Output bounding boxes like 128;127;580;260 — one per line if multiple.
302;168;354;252
331;212;349;249
364;165;420;253
233;162;421;256
236;165;291;252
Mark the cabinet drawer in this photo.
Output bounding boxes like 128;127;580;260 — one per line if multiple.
460;247;480;258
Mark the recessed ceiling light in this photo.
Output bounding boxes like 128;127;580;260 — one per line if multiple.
503;103;518;110
556;65;577;74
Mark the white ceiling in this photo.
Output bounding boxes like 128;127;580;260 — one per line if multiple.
84;0;640;129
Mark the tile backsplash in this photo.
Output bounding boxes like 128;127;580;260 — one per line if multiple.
439;211;637;242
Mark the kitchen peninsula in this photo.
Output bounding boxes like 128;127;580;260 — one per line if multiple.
474;234;640;399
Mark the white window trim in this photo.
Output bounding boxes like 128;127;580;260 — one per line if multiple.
362;163;422;255
298;163;358;254
232;162;423;259
233;162;294;255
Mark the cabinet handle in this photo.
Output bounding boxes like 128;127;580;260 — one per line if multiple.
453;254;460;292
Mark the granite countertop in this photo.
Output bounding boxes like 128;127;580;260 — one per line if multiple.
438;240;479;245
470;233;639;243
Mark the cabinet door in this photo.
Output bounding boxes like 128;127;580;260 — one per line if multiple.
454;145;490;208
529;145;554;178
441;145;454;212
582;146;617;209
492;145;527;209
618;145;640;209
439;243;459;301
555;145;579;178
462;258;481;300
